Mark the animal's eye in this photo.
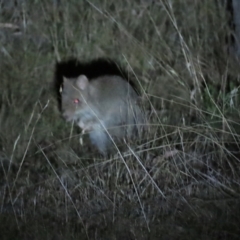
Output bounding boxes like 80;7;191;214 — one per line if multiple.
73;98;80;104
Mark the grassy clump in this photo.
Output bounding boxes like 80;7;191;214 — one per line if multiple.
0;0;240;239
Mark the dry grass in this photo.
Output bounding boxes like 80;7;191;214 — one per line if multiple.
0;0;240;239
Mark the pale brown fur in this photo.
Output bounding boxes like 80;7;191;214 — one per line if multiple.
61;75;144;154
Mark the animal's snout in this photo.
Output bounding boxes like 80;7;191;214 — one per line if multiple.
62;111;73;122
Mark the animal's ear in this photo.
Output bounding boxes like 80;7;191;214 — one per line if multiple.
62;77;70;86
76;75;89;90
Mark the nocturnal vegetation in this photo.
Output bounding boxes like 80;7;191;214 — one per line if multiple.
1;1;240;239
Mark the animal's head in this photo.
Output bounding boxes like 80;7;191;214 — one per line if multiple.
60;75;90;122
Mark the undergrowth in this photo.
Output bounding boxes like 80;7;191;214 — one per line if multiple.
0;0;240;239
